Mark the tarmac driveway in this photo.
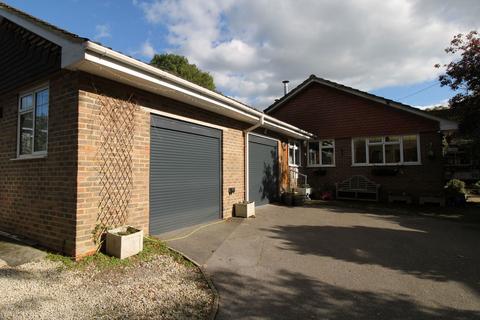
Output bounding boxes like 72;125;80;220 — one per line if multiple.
165;205;480;319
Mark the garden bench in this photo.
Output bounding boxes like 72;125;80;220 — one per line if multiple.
336;175;380;202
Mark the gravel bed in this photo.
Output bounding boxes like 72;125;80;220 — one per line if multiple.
0;255;214;319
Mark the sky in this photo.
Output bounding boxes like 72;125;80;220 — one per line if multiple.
4;0;479;110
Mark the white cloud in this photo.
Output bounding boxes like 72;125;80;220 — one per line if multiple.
136;0;480;109
94;24;111;41
415;99;450;110
139;40;156;58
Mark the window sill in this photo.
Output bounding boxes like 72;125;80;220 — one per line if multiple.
307;165;336;168
288;164;301;168
351;162;422;167
11;154;47;161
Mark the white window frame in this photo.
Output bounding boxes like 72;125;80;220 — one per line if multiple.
351;134;421;166
288;140;301;167
307;139;336;167
16;84;49;159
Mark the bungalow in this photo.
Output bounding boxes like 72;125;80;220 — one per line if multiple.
264;75;458;202
0;4;312;258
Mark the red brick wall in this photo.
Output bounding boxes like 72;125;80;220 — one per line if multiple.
0;71;78;255
74;73;261;255
269;82;439;138
268;82;445;199
300;132;444;200
0;69;291;257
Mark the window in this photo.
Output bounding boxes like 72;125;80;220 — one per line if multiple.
288;141;301;166
307;139;335;167
18;87;49;157
352;135;420;165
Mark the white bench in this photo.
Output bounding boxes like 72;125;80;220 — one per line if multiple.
336;175;380;202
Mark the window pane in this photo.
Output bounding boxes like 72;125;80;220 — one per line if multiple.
294;143;300;166
20;94;33;112
403;135;418;162
321;148;334;165
288;145;294;164
308;142;320;165
385;144;401;163
34;89;49;152
369;144;383;163
20;112;33;155
368;137;382;143
353;138;366;163
321;140;333;147
385;136;400;143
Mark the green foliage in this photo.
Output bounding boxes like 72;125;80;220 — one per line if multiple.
436;31;480;156
150;53;216;91
444;179;467;195
46;237;194;271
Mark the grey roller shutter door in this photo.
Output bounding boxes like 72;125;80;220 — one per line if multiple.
248;134;279;207
150;115;221;235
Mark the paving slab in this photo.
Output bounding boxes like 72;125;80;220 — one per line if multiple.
0;235;46;267
158;218;244;265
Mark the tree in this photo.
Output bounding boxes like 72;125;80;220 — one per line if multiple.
150;53;216;91
435;31;480;153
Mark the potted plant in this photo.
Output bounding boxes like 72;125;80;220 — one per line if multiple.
444;179;467;207
106;226;144;259
234;201;255;218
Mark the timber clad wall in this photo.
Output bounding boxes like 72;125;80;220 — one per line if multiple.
0;71;78;255
0;18;61;94
269;82;445;200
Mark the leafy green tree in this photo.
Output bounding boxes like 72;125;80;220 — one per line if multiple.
150;53;216;91
435;31;480;154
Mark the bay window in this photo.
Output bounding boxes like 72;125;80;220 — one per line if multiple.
308;139;335;167
352;135;420;165
18;86;49;157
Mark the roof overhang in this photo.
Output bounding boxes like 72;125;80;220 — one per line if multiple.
0;4;313;140
266;77;459;132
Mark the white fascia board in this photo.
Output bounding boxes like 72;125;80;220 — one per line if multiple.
0;7;85;68
82;52;259;123
82;49;312;139
84;41;313;138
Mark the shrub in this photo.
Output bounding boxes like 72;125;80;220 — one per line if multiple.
473;180;480;194
444;179;467;195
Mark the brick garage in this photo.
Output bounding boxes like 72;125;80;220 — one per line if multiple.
0;5;311;258
266;76;457;201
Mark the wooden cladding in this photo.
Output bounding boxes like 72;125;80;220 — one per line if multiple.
0;18;61;94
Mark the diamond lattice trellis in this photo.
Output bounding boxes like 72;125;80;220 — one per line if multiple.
97;95;137;229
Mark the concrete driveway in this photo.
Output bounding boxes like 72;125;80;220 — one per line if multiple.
165;205;480;319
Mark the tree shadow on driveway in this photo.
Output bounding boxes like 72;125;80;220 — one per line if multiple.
213;268;480;320
263;210;480;294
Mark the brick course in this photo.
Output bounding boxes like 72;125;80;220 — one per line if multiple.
0;71;78;255
268;81;446;200
0;69;291;258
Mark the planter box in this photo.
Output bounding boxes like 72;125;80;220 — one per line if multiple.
106;226;143;259
234;202;255;218
296;187;311;198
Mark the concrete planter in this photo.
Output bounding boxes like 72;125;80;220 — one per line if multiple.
234;202;255;218
296;187;312;199
106;226;143;259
